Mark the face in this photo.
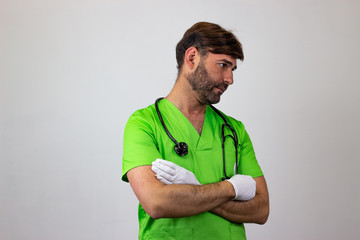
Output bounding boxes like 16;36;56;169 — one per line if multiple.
187;53;237;105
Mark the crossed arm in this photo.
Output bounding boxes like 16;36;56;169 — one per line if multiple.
211;175;269;224
127;165;269;224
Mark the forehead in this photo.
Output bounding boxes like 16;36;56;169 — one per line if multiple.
205;53;237;65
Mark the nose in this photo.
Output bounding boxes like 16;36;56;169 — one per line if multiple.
223;70;234;86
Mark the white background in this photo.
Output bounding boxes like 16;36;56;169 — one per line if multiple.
1;0;360;239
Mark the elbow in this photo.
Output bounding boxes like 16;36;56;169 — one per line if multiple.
143;198;168;219
256;205;269;225
147;206;162;219
257;215;268;225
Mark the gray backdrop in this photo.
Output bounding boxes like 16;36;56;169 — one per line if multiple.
1;0;359;239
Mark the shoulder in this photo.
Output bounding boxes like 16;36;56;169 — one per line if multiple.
224;113;248;139
123;104;161;141
129;104;156;120
126;104;157;126
209;105;249;141
225;114;245;129
209;105;245;129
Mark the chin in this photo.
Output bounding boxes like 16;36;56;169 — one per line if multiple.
206;96;221;105
198;91;221;105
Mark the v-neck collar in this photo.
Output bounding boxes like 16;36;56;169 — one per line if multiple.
160;99;214;150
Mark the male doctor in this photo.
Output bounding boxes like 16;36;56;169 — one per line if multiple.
122;22;269;239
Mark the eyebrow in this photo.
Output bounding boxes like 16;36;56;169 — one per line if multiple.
218;59;237;71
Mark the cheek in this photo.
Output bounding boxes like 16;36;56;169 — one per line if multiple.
209;68;222;80
210;73;222;85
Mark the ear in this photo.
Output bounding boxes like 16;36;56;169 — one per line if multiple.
184;47;200;71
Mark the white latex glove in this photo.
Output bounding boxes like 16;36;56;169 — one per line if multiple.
151;159;201;185
226;174;256;201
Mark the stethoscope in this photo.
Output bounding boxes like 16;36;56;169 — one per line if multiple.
155;97;239;180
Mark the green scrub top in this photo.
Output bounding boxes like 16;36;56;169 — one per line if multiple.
122;99;263;240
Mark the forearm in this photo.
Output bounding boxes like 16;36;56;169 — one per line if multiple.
211;192;269;224
211;176;269;224
128;165;236;219
150;181;235;218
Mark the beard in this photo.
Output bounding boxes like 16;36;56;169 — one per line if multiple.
187;60;227;105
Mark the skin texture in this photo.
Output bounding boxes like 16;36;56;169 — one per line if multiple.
128;165;269;223
211;176;269;224
128;165;235;219
187;57;229;105
127;47;269;223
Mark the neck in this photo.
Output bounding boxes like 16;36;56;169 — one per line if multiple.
165;75;206;116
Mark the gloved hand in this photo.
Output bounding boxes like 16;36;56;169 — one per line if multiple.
226;174;256;201
151;159;201;185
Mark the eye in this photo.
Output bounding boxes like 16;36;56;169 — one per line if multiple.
219;63;228;69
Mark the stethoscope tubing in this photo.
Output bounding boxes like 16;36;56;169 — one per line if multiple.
155;98;239;180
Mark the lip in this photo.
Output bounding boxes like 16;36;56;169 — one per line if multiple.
215;86;225;94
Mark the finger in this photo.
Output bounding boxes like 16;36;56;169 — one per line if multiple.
151;165;160;175
156;175;172;185
153;160;176;175
155;159;179;170
152;165;175;182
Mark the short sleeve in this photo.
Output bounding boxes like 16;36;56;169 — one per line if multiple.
235;121;263;178
122;110;162;182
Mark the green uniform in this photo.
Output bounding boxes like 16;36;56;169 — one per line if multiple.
122;99;263;240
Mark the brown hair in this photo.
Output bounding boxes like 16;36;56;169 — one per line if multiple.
176;22;244;72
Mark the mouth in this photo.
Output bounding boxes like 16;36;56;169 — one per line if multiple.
214;86;227;94
217;88;224;94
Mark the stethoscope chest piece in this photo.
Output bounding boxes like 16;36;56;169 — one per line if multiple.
174;142;188;156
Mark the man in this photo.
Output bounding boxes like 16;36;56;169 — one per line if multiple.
122;22;269;239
